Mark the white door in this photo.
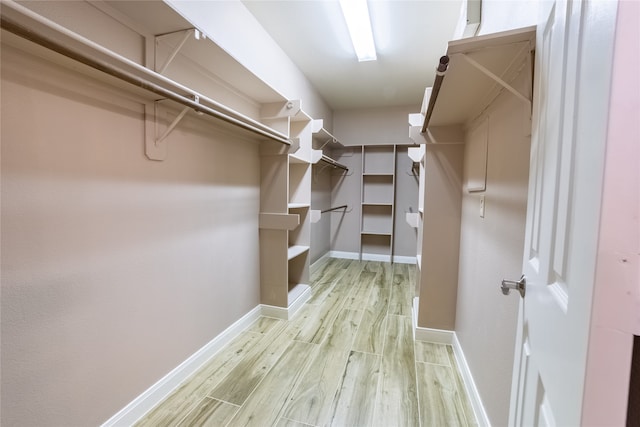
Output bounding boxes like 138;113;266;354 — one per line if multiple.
508;1;619;426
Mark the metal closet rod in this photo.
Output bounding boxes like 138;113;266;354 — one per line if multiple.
421;55;450;133
320;155;348;171
0;4;291;146
321;205;348;213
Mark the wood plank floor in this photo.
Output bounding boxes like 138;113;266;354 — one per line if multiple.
135;258;477;427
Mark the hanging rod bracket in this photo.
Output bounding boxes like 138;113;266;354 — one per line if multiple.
260;100;301;119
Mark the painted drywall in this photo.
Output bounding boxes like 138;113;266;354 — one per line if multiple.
333;105;419;146
164;0;333;130
310;164;332;264
1;39;262;427
329;147;362;255
417;144;464;330
394;146;419;258
584;0;640;424
455;73;531;425
478;0;556;37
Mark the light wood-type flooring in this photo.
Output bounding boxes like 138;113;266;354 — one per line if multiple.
136;258;477;427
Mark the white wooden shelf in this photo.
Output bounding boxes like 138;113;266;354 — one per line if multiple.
361;231;393;236
428;26;535;129
410;26;536;145
288;203;310;209
287;245;309;260
311;120;343;149
289;154;310;164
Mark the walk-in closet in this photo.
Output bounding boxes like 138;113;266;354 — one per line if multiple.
2;0;636;426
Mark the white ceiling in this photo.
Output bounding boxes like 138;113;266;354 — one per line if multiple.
242;0;462;111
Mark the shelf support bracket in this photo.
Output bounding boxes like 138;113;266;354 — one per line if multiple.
458;52;532;109
156;28;199;74
145;96;199;161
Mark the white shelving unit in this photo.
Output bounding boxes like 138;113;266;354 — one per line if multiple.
258;109;317;319
360;145;396;261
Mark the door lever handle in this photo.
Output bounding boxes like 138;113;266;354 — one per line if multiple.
501;275;526;298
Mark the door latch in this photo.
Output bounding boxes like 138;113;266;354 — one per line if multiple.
501;275;526;298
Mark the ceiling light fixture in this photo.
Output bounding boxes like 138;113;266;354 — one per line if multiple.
338;0;377;62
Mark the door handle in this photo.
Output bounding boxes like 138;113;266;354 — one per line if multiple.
501;275;526;298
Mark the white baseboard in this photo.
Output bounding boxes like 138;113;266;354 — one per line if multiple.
260;304;288;320
329;251;417;264
452;334;491;427
412;297;489;426
412;297;454;344
414;327;455;344
392;255;417;264
101;305;263;427
361;253;392;262
412;297;419;340
329;251;359;260
310;252;330;270
261;285;311;320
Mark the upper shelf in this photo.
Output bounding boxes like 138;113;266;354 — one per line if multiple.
105;0;289;108
411;26;536;143
311;119;343;150
1;0;293;147
432;26;535;127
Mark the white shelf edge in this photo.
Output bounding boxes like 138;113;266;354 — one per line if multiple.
287;245;310;260
408;145;425;162
310;209;321;223
289;153;310;164
362;202;394;206
406;212;420;228
288;203;310;209
361;231;393;236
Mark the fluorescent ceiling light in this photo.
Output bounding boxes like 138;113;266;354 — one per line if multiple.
339;0;377;62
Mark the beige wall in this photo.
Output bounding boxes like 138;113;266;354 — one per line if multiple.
417;144;464;329
1;43;261;426
394;146;419;258
333;105;419;146
455;73;531;425
310;166;332;264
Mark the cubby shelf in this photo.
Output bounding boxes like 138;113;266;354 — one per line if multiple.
287;245;310;260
